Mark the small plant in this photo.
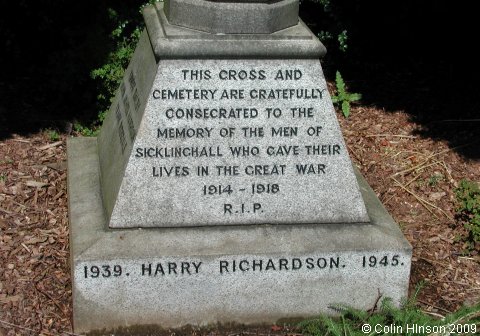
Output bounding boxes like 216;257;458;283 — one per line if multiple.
0;158;13;165
317;30;333;43
455;179;480;252
428;173;444;187
331;71;361;118
337;30;348;52
318;29;349;52
74;123;99;137
45;129;60;142
0;174;6;182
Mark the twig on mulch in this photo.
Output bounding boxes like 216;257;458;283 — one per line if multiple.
367;289;383;315
391;177;441;220
38;141;63;150
403;173;423;188
346;144;363;164
0;319;82;336
384;168;429;205
458;256;478;261
390;151;441;178
422;311;445;319
419;257;450;268
0;319;40;335
34;280;66;316
451;310;480;324
366;134;417;139
0;207;12;214
410;160;445;176
391;177;454;221
390;142;477;178
416;300;452;314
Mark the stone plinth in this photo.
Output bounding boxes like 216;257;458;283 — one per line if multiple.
164;0;299;34
67;2;412;334
143;2;325;59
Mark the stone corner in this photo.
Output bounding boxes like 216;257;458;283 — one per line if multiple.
142;3;326;59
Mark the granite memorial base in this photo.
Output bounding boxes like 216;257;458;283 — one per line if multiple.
68;137;411;333
68;1;412;333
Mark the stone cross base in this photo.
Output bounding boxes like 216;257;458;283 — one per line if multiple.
164;0;299;34
144;2;325;59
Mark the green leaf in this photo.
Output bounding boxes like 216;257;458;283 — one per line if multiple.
338;30;348;52
342;100;350;118
335;71;346;94
348;93;362;101
455;179;480;251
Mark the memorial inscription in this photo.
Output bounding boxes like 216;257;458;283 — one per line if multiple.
73;246;411;329
106;59;369;227
81;253;408;279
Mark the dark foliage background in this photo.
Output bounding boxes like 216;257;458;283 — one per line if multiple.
301;0;478;158
0;0;145;137
0;0;477;157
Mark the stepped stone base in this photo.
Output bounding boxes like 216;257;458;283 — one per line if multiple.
68;137;412;334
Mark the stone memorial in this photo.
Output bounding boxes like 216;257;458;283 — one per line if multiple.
67;0;412;333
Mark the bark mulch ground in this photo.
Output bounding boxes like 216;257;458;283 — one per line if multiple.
1;106;479;335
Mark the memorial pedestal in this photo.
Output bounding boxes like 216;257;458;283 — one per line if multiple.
68;2;411;333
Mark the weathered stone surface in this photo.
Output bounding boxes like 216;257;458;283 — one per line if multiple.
67;2;412;333
101;58;369;228
164;0;299;34
143;3;326;59
97;30;156;217
68;137;412;333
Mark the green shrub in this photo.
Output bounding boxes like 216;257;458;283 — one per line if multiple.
74;122;99;137
45;128;60;142
86;1;161;135
455;179;480;252
90;9;142;124
300;0;350;53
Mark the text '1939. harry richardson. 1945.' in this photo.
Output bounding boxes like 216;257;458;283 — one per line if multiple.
80;253;408;278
